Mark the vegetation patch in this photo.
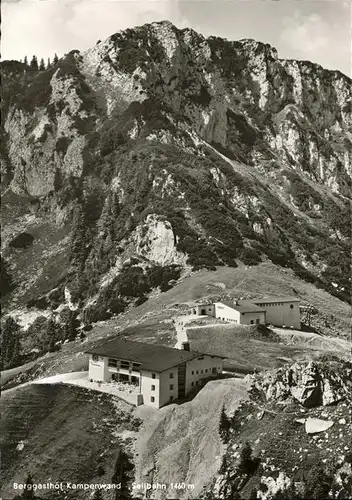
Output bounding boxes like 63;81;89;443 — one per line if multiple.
213;393;352;500
16;67;55;112
55;136;70;155
110;25;166;74
1;385;139;500
9;232;35;249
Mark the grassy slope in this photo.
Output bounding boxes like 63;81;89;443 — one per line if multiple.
186;325;316;373
1;190;71;309
1;384;137;500
2;262;350;389
125;261;350;337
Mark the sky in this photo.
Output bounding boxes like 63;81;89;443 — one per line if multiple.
2;0;351;76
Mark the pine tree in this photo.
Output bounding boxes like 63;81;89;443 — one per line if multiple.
53;53;59;65
39;57;45;71
219;405;231;443
97;192;113;235
1;255;13;296
30;55;38;70
22;472;34;499
44;317;60;352
70;205;88;268
1;317;22;370
23;55;28;66
64;312;79;341
47;57;51;68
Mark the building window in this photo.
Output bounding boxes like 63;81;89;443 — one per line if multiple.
250;320;254;324
92;355;99;362
169;372;174;379
212;367;217;374
170;384;174;390
170;396;174;401
290;304;294;309
196;370;199;374
120;360;130;369
151;397;155;403
197;356;204;360
131;376;139;386
201;370;203;374
152;373;156;379
256;319;260;324
108;358;118;368
205;369;208;373
192;371;194;375
151;385;155;391
191;382;194;387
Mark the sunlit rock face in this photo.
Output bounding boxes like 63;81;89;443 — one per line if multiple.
3;21;351;197
1;20;351;312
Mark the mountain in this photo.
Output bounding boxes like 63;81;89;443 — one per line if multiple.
1;20;351;351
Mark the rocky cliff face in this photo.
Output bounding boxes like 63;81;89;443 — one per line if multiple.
245;358;352;408
1;21;351;318
205;359;352;500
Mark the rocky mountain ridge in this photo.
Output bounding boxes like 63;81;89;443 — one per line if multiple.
1;20;351;324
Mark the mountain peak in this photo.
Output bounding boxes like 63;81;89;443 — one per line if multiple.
1;19;351;324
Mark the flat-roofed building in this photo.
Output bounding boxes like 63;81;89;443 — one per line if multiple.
190;296;301;328
252;296;301;329
190;300;266;325
86;338;224;408
213;301;266;325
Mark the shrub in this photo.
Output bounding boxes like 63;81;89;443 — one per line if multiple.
16;67;55;112
55;136;70;155
240;246;262;266
119;266;151;297
1;256;14;296
9;232;34;249
219;405;231;443
0;317;22;370
83;305;111;324
238;442;260;475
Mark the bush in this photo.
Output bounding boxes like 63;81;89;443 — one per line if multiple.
1;256;14;296
238;442;260;475
9;232;34;249
240;246;262;266
219;405;231;443
119;266;151;297
16;67;55;112
1;317;22;370
56;136;70;155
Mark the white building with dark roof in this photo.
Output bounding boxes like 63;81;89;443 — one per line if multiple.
86;338;224;408
191;300;266;325
251;296;301;329
190;296;301;329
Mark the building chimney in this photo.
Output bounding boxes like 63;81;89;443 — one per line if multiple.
181;341;190;351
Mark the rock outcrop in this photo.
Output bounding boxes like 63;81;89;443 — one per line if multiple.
246;359;352;407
